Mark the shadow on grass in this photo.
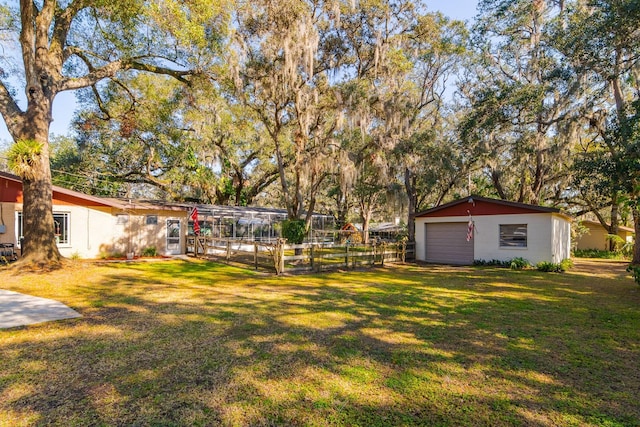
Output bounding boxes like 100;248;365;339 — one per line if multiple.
1;259;639;426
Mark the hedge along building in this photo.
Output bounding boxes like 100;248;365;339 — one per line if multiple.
0;171;189;258
414;195;572;265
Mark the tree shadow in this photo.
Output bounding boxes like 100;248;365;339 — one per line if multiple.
1;260;639;425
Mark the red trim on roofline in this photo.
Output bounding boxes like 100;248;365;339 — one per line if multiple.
0;171;126;209
416;195;571;220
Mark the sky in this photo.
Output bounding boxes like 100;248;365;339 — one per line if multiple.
0;0;479;145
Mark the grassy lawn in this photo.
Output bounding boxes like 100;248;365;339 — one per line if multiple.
1;258;639;426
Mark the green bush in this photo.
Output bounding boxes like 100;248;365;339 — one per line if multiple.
536;259;572;273
142;246;157;257
509;257;530;270
627;264;640;286
473;258;530;269
281;219;307;244
560;258;574;271
573;249;629;260
473;259;510;267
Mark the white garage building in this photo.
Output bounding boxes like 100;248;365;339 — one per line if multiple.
415;196;571;265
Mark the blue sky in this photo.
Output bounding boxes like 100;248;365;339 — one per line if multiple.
0;0;479;144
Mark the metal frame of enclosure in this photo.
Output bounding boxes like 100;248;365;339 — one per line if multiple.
187;205;336;242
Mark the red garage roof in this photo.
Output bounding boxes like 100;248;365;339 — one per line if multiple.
416;195;570;219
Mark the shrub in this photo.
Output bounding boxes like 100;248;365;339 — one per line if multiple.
627;264;640;286
473;258;530;269
281;219;307;244
537;259;572;273
473;259;509;267
142;246;157;257
573;249;629;260
509;257;530;270
560;258;574;271
536;261;558;272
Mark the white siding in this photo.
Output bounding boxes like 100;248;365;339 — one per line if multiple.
7;203;186;259
416;213;571;265
551;215;571;263
63;205;114;258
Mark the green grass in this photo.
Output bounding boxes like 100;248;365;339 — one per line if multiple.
1;258;639;426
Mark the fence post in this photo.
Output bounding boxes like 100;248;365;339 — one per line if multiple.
370;242;374;266
278;241;285;274
345;242;349;269
310;244;314;271
254;242;258;270
226;239;231;261
381;242;386;267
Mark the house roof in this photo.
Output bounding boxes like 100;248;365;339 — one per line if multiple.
580;220;635;234
1;171;332;218
416;195;571;220
0;171;127;209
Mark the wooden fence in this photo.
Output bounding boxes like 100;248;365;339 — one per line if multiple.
186;236;415;274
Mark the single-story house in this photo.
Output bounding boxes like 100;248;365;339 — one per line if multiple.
414;195;571;265
575;220;635;251
0;171;189;258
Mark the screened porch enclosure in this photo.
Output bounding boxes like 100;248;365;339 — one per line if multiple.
187;205;335;242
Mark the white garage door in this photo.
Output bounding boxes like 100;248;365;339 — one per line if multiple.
425;222;474;265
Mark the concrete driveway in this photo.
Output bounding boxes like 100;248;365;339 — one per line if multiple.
0;289;81;329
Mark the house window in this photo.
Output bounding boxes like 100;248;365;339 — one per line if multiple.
53;213;70;245
500;224;527;248
16;212;70;245
146;215;158;225
116;214;129;224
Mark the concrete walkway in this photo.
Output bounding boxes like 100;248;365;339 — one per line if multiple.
0;289;81;329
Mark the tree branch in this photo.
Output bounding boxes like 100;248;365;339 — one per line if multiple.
0;80;24;137
59;57;192;92
19;0;37;85
35;0;55;53
52;0;88;63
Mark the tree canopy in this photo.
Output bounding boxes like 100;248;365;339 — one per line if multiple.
1;0;639;266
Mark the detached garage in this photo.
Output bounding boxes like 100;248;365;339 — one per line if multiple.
415;196;571;265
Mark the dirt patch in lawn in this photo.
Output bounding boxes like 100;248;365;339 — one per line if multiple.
570;257;630;279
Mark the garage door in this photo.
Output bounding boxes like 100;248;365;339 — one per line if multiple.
425;222;474;265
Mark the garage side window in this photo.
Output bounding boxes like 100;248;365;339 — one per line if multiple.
500;224;527;248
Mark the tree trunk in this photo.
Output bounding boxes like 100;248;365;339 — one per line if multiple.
405;168;417;243
360;207;372;245
633;206;640;265
21;170;62;267
9;107;62;268
15;131;62;268
609;201;620;251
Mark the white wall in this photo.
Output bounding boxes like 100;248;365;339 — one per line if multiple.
551;215;571;263
61;205;114;258
416;213;571;265
0;202;17;246
7;203;186;259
